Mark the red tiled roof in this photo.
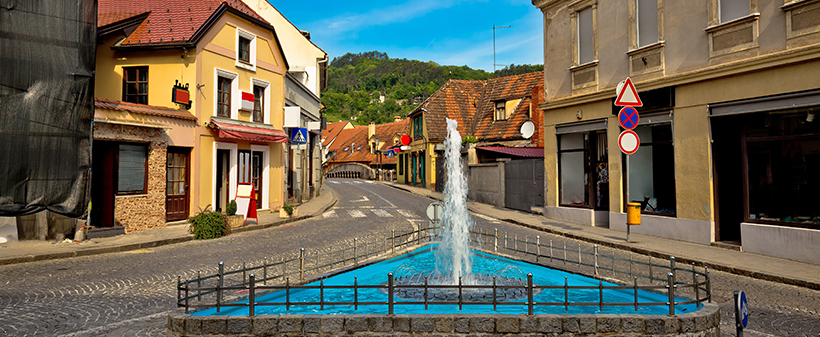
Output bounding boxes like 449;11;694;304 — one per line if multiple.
95;98;197;121
321;121;351;147
412;80;485;141
326;120;409;166
98;0;269;46
476;146;544;158
472;71;543;141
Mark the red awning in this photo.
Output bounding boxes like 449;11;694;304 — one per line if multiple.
476;146;544;158
208;120;288;143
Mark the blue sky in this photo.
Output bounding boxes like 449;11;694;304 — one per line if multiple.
267;0;543;72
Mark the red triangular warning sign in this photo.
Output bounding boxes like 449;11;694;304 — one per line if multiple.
615;77;643;107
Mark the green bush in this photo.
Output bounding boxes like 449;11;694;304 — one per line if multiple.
188;205;226;240
283;204;294;215
226;200;237;216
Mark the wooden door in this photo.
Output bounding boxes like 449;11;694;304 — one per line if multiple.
251;151;263;208
165;148;190;221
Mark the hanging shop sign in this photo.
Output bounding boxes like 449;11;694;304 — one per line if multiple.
171;80;192;109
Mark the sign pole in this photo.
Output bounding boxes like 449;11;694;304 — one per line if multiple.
734;291;749;337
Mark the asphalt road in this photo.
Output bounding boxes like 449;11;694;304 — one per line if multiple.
0;179;818;336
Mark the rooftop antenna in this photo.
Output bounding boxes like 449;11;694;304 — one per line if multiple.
493;24;511;73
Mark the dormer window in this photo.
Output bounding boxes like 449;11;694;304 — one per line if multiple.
235;28;257;71
494;101;507;120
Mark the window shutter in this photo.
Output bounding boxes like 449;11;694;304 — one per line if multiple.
578;7;594;64
638;0;658;47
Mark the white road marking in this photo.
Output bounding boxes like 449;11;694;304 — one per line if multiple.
323;210;337;218
396;209;418;218
347;210;367;217
329;181;339;184
473;213;500;223
370;209;393;217
351;195;370;202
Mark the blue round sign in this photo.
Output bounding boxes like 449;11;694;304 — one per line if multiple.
619;106;640;130
736;291;748;328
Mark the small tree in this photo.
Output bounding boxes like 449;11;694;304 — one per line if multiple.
226;200;237;216
282;204;294;216
188;205;226;240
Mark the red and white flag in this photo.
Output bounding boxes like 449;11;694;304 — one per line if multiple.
241;91;254;111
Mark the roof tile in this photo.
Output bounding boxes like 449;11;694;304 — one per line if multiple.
95;98;197;121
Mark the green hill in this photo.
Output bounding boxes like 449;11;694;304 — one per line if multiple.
322;51;542;125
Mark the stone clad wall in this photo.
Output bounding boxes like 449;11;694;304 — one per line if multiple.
94;123;168;233
168;302;720;336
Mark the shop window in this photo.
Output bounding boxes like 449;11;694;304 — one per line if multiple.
558;130;608;208
626;124;676;215
122;66;148;104
117;143;148;195
745;111;820;227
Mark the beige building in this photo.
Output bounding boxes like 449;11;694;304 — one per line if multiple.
533;0;820;264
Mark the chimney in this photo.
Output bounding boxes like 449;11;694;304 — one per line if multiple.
530;84;545;148
368;122;375;139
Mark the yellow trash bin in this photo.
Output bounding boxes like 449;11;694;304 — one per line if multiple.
627;202;641;225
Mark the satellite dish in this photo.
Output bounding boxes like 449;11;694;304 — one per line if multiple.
520;121;535;139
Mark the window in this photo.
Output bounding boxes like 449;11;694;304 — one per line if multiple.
626;123;676;215
494;101;506;121
719;0;748;23
637;0;658;47
558;130;608;208
217;77;231;118
413;116;423;139
253;85;264;123
745;111;820;227
117;143;147;195
238;36;251;63
122;67;148;104
577;7;594;64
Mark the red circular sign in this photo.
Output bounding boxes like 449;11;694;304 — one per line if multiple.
401;135;411;146
618;130;640;154
618;106;640;130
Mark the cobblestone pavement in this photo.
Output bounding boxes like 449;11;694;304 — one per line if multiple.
2;179;819;336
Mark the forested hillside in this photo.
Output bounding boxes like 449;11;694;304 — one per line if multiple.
322;51;542;124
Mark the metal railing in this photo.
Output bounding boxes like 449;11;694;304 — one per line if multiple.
177;225;711;316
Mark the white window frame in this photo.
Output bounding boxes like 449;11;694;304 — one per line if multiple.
212;142;238;209
251;78;271;124
214;68;239;119
250;144;270;210
236;28;257;72
495;101;507;121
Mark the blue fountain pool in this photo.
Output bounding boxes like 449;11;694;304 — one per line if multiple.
194;245;699;316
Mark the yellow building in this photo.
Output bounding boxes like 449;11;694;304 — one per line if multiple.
94;1;290;233
533;0;820;264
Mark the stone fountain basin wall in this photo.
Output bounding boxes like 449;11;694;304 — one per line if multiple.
167;302;719;336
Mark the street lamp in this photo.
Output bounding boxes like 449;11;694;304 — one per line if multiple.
374;139;380;181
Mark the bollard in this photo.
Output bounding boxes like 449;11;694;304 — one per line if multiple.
249;274;256;316
536;236;541;263
667;272;675;316
527;273;534;315
388;273;394;314
218;262;224;301
391;230;395;254
670;256;676;285
494;228;498;252
216;276;222;313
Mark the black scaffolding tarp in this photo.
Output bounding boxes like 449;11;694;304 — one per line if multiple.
0;0;96;217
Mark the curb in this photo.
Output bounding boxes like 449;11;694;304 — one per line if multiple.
379;182;820;290
0;186;339;266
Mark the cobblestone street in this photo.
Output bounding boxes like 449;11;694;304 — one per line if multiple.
1;180;818;336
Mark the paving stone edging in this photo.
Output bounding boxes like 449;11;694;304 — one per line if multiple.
167;302;719;336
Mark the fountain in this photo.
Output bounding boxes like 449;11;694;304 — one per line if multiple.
387;118;536;302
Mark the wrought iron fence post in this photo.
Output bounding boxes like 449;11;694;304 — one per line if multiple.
184;278;189;314
524;236;528;255
388;273;394;315
216;276;221;313
594;245;599;275
527;273;534;315
667;272;675;316
424;275;429;310
564;277;569;311
391;230;395;254
286;277;290;311
706;266;711;303
197;269;202;301
536;236;541;263
691;262;696;286
281;257;286;282
176;275;181;304
564;242;567;264
612;250;615;276
578;243;581;268
670;256;676;285
550;240;553;262
494;228;498;252
598;280;603;312
354;238;358;265
320;279;324;310
504;232;508;250
629;253;633;280
263;258;268;285
514;234;517;251
218;261;224;303
492;276;497;311
649;256;653;281
249;273;255;317
354;277;359;310
243;261;247;285
458;276;463;311
694;274;700;308
633;277;639;311
300;248;305;281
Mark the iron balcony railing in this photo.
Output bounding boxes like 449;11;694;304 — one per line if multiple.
176;223;711;316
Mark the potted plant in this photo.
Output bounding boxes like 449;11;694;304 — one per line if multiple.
279;204;297;218
225;200;244;229
188;205;227;240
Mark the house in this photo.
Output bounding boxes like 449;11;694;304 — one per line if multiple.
397;72;544;192
94;0;290;233
321;121;355;165
245;1;328;203
323;119;409;178
532;0;820;264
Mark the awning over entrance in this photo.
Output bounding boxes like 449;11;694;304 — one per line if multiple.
207;117;288;143
476;146;544;158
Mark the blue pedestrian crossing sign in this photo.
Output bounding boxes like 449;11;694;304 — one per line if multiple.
619;106;640;130
387;150;395;158
290;128;308;144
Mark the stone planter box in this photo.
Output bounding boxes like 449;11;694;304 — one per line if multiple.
225;215;244;229
279;208;298;218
